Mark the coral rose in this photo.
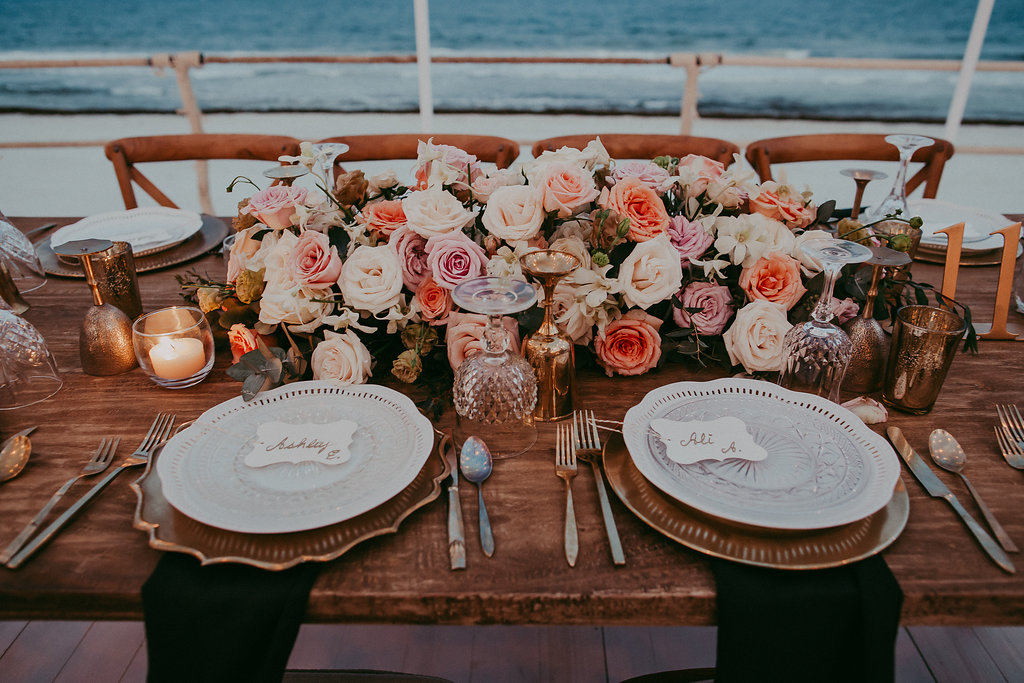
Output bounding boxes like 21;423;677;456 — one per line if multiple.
311;329;373;385
416;276;453;326
749;187;816;229
444;311;521;370
595;310;663;377
227;324;259;363
598;177;670;242
242;186;307;230
722;300;792;373
673;281;734;336
360;199;407;238
738;251;807;310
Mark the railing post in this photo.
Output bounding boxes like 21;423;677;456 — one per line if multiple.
414;0;434;134
670;53;702;135
169;52;212;214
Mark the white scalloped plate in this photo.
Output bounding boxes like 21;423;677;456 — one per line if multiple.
51;207;203;257
622;378;900;531
156;381;433;534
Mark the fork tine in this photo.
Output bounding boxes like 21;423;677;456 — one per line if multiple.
587;410;601;448
98;437;120;465
141;413;175;451
998;405;1024;443
1008;405;1024;441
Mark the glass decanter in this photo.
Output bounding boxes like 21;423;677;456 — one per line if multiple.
778;238;873;403
451;276;538;459
860;134;934;223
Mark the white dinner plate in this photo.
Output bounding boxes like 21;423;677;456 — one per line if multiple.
908;198;1019;252
622;378;901;531
156;381;434;534
51;207;203;257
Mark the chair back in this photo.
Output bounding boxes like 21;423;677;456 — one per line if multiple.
531;134;740;166
315;134;521;170
744;134;955;198
104;134;303;209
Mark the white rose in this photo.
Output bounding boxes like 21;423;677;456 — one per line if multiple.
617;233;684;310
792;229;835;276
471;167;523;202
260;230;298;289
402;187;478;238
368;169;399;195
338;244;404;314
722;300;793;373
481;185;545;242
257;280;332;332
311;329;373;385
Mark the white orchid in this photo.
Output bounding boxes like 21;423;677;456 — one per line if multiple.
712;214;775;268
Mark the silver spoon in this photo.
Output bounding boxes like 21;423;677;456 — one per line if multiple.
0;436;32;483
929;429;1018;553
459;436;495;557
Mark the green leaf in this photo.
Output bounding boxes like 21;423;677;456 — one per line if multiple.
242;372;271;401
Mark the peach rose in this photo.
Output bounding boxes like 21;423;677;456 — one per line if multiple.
598;177;670;242
242;186;307;229
738;251;807;310
227;324;259;363
675;155;725;199
311;329;373;385
416;276;452;326
445;311;521;370
359;199;407;238
534;162;600;218
594;310;663;377
749;188;816;229
481;184;545;242
287;229;342;287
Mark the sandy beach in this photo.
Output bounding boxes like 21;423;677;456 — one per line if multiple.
1;111;1022;218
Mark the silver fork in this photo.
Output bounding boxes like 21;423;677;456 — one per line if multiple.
996;404;1024;449
555;423;579;567
6;413;175;569
573;410;625;565
0;437;119;564
994;426;1024;470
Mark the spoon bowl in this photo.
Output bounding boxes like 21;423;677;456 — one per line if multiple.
460;436;495;557
0;435;32;482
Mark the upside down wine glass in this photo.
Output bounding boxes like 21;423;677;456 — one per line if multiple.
861;134;934;223
451;276;538;460
778;239;873;403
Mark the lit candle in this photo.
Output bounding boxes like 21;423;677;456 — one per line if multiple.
148;337;206;380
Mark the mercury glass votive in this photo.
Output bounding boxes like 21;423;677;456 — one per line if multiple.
132;306;215;388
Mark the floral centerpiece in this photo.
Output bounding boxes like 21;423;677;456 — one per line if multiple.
182;137;941;403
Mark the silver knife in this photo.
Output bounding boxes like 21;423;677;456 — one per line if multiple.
887;427;1015;574
442;433;466;570
2;426;37;449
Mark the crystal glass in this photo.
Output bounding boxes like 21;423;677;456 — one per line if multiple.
778;239;873;403
132;306;215;389
0;219;46;294
451;276;538;459
861;135;934;223
311;142;351;190
0;310;62;410
839;168;887;220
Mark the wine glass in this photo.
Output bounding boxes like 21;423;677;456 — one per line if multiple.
451;276;538;459
839;168;887;220
311;143;351;190
0;219;46;295
0;310;62;410
860;135;934;223
778;238;873;403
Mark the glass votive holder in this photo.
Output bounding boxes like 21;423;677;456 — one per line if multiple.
132;306;214;389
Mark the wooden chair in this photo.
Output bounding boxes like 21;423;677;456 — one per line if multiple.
744;133;955;198
531;134;740;166
315;134;521;169
104;134;304;210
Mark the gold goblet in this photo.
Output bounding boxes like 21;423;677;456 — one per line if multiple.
520;250;580;422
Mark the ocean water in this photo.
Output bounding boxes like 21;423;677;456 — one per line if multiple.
2;0;1023;121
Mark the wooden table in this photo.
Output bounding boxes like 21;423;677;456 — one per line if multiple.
1;217;1022;626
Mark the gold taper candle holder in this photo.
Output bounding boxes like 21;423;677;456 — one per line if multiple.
520;250;580;422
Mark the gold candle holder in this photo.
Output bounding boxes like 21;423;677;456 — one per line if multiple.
520;250;580;422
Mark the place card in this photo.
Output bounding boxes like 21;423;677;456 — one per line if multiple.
650;416;767;465
244;419;358;468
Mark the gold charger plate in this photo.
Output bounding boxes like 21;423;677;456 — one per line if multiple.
603;432;909;570
37;214;229;277
131;432;449;570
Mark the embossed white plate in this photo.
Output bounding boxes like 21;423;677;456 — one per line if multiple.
622;378;900;530
156;381;433;534
51;207;203;257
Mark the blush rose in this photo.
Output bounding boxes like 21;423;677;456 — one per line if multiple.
288;229;342;287
242;186;307;230
425;231;489;290
311;329;373;385
722;300;793;373
673;281;734;335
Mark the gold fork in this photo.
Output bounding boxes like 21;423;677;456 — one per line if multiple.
555;423;579;567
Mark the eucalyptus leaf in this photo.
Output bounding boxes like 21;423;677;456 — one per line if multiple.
242;372;272;401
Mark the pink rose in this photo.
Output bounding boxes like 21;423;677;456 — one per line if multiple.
594;310;663;377
242;186;307;229
673;281;734;336
833;297;860;325
390;227;430;291
445;311;521;370
666;215;714;267
611;162;670;193
676;155;725;199
534;162;601;218
425;231;488;290
598;177;670;242
359;199;407;238
288;230;342;287
416;276;453;326
738;251;808;310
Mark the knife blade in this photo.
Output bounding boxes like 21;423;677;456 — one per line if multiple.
887;426;1015;574
441;433;466;570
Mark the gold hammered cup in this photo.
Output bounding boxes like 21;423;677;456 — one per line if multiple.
881;305;966;415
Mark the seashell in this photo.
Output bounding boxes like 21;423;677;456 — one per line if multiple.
841;396;888;425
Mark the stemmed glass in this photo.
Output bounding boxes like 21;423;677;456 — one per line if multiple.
0;310;62;410
451;276;538;459
778;238;873;403
861;135;934;223
311;143;351;190
839;168;887;220
0;219;46;295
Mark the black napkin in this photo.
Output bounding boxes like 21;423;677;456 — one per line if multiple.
142;552;321;683
711;555;903;683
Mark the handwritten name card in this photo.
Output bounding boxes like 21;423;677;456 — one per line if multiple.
244;419;358;468
650;416;767;465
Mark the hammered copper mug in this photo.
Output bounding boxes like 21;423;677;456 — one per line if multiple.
881;305;966;414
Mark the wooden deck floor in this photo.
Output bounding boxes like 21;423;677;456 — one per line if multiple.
1;622;1022;682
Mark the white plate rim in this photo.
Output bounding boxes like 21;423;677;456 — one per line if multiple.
909;198;1019;251
51;207;203;256
622;378;900;531
156;381;434;534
